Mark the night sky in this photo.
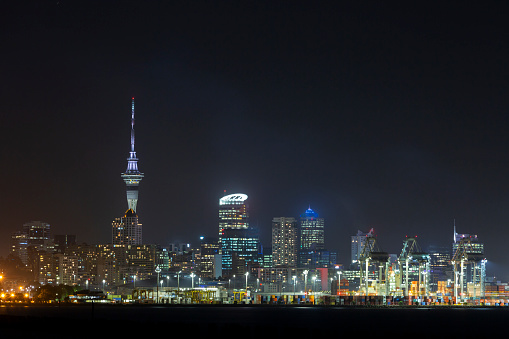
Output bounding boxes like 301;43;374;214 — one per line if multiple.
2;1;509;280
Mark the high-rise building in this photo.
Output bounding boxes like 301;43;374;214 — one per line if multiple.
220;227;261;276
218;193;249;235
350;228;375;267
299;207;324;251
121;98;144;213
112;209;142;245
297;249;337;269
271;217;298;267
11;221;51;265
218;193;260;277
113;98;144;245
198;236;221;279
427;245;452;291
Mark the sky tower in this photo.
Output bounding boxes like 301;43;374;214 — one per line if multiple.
121;98;144;213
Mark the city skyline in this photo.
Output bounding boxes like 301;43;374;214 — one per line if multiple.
2;2;509;281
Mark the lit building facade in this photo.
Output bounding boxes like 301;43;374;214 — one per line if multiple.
218;193;249;235
350;228;374;268
299;207;324;251
11;221;51;266
218;193;259;277
427;245;452;292
453;233;484;255
220;227;261;277
112;209;142;246
297;249;337;269
198;236;221;279
271;217;298;267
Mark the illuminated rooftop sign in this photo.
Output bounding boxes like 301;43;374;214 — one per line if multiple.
219;193;248;205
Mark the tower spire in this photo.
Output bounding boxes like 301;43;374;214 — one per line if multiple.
121;97;144;213
453;218;456;243
131;97;135;153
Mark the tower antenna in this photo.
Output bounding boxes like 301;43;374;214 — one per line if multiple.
453;218;456;243
131;97;135;153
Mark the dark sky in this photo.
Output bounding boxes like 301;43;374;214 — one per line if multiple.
2;1;509;280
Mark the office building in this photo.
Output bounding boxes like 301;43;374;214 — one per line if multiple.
350;228;375;267
220;227;261;277
218;193;249;235
218;193;259;277
271;217;298;267
427;245;452;291
11;221;51;266
299;207;324;251
198;236;221;279
297;249;337;269
112;209;142;246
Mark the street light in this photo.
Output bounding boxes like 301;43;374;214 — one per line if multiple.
155;266;161;304
177;271;182;292
337;271;342;295
293;275;297;295
312;275;317;305
245;272;249;303
303;270;309;302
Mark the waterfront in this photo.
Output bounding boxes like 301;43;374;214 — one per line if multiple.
0;304;506;338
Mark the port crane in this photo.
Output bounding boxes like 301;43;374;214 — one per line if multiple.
397;236;430;298
358;232;390;296
451;237;486;302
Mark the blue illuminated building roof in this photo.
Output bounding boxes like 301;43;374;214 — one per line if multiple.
301;206;319;218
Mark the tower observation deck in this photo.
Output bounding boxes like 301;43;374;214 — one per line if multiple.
121;98;144;213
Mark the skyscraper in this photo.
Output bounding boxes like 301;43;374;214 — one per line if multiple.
350;228;375;267
113;98;143;245
218;193;249;235
11;221;51;265
121;98;144;213
299;206;324;251
112;209;142;245
271;217;298;267
218;193;259;277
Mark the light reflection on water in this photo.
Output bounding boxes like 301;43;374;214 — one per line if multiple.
0;303;507;336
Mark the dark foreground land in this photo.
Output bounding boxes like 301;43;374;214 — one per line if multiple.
0;303;505;338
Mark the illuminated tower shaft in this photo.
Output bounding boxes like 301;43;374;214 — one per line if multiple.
121;98;144;212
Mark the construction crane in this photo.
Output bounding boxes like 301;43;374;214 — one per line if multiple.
397;236;430;298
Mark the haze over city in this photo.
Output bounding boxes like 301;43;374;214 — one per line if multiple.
2;1;509;280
